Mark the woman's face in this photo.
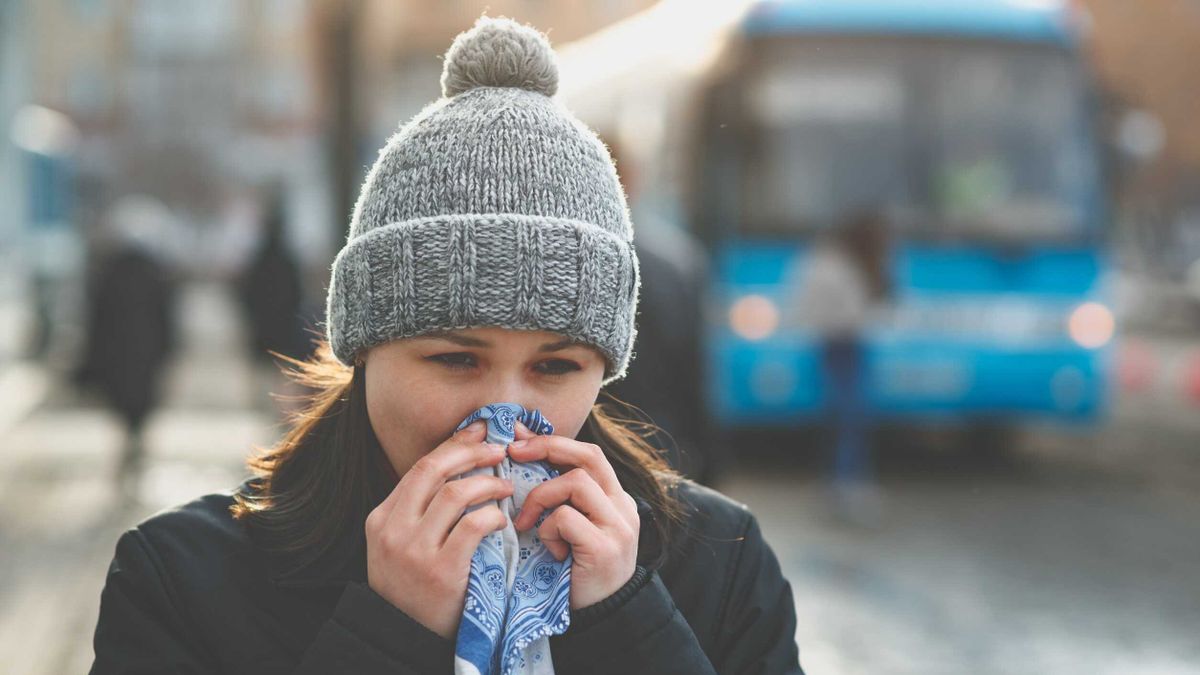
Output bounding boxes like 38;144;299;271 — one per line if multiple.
363;327;607;478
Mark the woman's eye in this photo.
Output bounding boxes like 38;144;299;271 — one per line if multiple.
428;353;476;370
536;359;580;376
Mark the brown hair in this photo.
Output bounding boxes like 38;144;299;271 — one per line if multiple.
231;340;689;577
835;209;893;301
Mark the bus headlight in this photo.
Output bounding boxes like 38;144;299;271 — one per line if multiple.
1067;302;1114;349
729;294;779;341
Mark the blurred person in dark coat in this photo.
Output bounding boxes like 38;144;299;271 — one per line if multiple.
602;140;723;486
605;233;721;485
76;195;179;495
234;185;313;416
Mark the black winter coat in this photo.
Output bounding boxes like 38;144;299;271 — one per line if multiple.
77;246;177;427
90;478;804;674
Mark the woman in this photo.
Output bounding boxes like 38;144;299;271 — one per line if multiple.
90;16;802;674
790;210;891;525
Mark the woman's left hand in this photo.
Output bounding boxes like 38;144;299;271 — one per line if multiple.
508;421;640;610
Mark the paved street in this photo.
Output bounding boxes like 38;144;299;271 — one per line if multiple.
720;455;1200;674
0;283;277;674
1;283;1199;674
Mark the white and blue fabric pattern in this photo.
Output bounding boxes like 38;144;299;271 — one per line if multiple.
452;403;572;675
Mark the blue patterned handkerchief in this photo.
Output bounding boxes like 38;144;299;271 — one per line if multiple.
452;403;572;675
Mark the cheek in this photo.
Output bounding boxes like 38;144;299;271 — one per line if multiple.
536;382;601;440
365;369;461;471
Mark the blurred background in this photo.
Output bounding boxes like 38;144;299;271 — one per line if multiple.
1;0;1198;673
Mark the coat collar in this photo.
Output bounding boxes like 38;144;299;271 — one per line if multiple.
238;479;369;589
263;527;368;589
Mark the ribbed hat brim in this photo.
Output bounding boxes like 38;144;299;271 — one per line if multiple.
325;213;639;385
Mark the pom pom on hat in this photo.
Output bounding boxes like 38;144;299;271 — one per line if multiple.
328;15;640;385
440;15;559;98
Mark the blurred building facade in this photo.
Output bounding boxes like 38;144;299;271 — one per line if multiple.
1080;0;1200;279
3;0;656;370
356;0;654;132
25;0;326;269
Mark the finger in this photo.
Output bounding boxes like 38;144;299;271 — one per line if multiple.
442;504;509;563
513;420;537;442
507;435;623;496
387;421;504;525
618;492;639;522
538;505;599;562
514;468;625;531
417;475;514;548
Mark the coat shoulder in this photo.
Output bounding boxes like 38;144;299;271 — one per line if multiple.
100;489;327;669
669;477;754;538
649;477;778;659
652;476;760;575
133;489;248;553
121;488;264;598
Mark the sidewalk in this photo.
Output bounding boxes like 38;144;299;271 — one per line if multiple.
0;359;51;441
0;278;52;439
0;281;283;674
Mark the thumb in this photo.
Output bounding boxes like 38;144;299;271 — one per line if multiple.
513;420;537;442
454;419;488;442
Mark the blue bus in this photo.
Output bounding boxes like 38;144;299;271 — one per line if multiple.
689;0;1114;429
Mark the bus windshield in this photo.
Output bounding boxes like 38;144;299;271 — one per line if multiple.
733;37;1096;242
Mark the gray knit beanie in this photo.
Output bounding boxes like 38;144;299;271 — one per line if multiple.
324;15;639;386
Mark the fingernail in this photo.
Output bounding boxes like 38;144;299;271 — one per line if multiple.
510;439;527;448
487;443;506;454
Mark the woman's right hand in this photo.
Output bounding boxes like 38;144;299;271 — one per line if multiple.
364;419;514;640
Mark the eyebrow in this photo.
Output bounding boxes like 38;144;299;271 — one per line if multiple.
416;330;583;353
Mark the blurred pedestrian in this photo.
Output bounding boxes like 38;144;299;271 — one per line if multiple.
790;210;892;525
601;138;723;486
234;185;313;417
604;235;721;485
75;195;179;497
